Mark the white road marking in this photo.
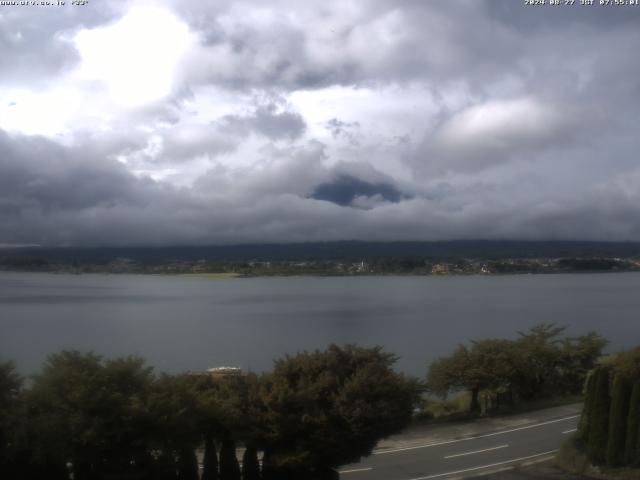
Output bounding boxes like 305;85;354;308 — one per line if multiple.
407;450;558;480
444;444;508;459
373;415;579;455
339;467;373;474
562;428;578;434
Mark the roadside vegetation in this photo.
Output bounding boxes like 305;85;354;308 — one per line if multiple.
0;345;420;480
424;324;606;419
556;346;640;478
0;326;610;479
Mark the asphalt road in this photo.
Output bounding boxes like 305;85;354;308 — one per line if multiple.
339;414;579;480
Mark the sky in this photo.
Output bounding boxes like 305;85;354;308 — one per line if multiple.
0;0;639;246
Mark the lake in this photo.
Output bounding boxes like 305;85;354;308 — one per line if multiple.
0;271;639;377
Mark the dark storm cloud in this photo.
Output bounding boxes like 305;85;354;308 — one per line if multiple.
311;175;403;208
2;0;640;245
0;130;153;211
219;103;306;140
0;128;200;245
149;101;307;164
3;123;640;245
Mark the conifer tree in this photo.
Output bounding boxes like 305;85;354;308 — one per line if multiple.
242;444;261;480
177;447;199;480
220;434;241;480
260;448;276;480
587;367;611;464
202;432;219;480
625;381;640;467
579;370;596;442
606;374;631;466
155;451;178;480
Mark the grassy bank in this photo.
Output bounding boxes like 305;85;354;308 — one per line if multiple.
556;435;640;480
414;393;583;425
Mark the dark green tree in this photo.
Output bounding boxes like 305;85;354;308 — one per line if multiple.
610;346;640;378
100;356;158;476
242;444;260;480
5;352;158;479
606;373;632;466
260;345;420;476
25;352;157;480
427;345;480;413
587;367;611;465
0;362;23;479
559;332;608;394
220;433;241;480
147;374;206;478
427;325;606;413
578;370;596;442
428;339;519;413
154;450;178;480
511;324;566;400
625;381;640;467
202;432;219;480
261;449;277;480
177;447;199;480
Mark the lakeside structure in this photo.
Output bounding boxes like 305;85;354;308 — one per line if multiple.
189;367;244;380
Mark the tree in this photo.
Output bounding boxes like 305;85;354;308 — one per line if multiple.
0;361;20;411
260;345;420;477
154;450;178;480
194;372;265;480
26;351;156;480
427;325;606;413
147;374;206;478
469;339;520;410
624;381;640;467
426;345;469;398
587;367;611;465
261;449;277;480
606;373;631;466
177;447;199;480
202;432;219;480
511;324;567;400
609;346;640;379
559;332;608;395
578;370;596;442
219;433;241;480
579;347;640;468
0;362;22;478
427;339;519;413
242;445;261;480
427;345;482;413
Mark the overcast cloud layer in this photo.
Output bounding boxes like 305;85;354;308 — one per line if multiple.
0;0;639;246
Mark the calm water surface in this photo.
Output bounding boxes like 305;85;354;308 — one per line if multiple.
0;272;639;376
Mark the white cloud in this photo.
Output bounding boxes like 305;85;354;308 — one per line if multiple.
73;6;195;107
1;0;640;244
422;97;571;174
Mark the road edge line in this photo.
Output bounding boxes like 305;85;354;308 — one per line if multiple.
406;450;558;480
373;415;578;455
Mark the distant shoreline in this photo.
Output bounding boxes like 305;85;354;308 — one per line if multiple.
3;241;640;277
2;266;640;278
178;272;242;279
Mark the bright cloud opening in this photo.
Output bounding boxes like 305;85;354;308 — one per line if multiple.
73;6;193;107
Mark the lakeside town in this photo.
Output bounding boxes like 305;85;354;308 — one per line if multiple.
2;254;640;276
